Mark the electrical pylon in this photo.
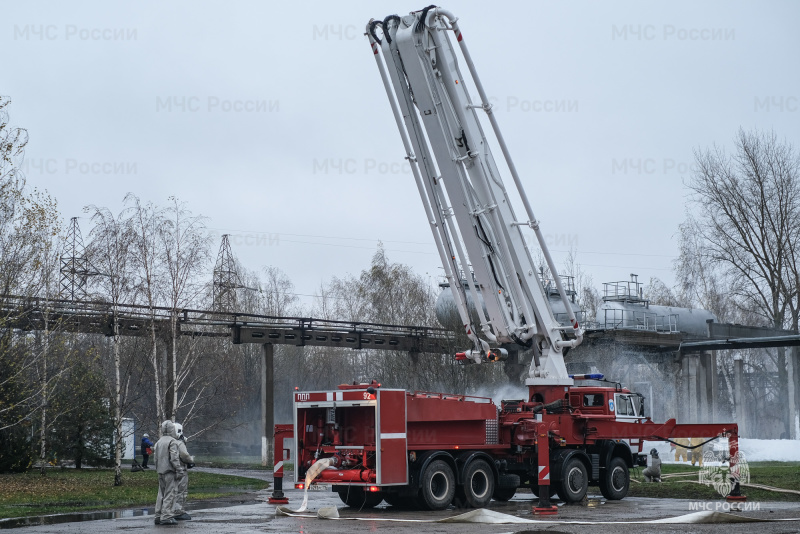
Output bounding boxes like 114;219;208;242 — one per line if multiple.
59;217;96;301
213;234;249;312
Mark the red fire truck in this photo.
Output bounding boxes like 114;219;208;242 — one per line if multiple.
280;379;741;512
270;7;744;513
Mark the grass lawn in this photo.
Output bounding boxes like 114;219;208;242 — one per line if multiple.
0;468;269;520
628;461;800;502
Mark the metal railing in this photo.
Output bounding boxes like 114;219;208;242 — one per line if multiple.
594;308;678;333
0;294;455;351
542;275;576;298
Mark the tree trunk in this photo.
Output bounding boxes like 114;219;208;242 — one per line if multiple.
171;312;178;420
113;318;123;487
150;322;164;426
39;320;48;476
165;313;176;421
778;346;790;438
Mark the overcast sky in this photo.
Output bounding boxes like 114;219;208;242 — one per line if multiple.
5;0;799;307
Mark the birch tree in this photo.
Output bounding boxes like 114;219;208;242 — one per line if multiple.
159;197;210;420
86;206;134;486
125;194;167;427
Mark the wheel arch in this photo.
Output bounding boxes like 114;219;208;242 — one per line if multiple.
601;440;634;469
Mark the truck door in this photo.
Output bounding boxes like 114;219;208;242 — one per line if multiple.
614;393;645;450
377;389;408;485
614;394;639;421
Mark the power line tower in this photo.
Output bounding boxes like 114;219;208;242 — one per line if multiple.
213;234;249;312
60;217;96;301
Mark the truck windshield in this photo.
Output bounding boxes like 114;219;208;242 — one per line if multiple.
616;395;636;416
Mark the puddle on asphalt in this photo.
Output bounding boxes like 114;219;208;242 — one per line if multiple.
0;498;261;529
561;497;604;508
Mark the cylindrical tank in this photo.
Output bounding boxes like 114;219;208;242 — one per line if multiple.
595;301;716;336
435;282;486;328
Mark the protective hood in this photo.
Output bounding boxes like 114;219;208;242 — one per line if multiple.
161;420;178;439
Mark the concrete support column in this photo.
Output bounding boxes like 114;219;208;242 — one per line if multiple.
708;351;718;423
678;356;687;423
788;347;798;439
697;354;708;423
703;319;718;424
733;356;746;437
681;355;699;423
688;356;699;424
795;347;800;438
261;343;274;467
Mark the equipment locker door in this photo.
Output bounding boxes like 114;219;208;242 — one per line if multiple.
376;389;408;485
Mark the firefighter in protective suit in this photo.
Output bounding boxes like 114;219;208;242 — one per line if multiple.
172;423;195;521
642;448;662;482
153;420;184;525
674;437;691;462
691;437;707;467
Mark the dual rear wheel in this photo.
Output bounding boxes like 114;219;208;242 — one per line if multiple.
546;454;630;503
459;459;495;508
418;457;498;510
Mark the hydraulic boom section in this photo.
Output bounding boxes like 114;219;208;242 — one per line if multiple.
368;7;583;383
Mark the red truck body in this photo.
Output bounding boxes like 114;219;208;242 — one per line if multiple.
279;381;742;511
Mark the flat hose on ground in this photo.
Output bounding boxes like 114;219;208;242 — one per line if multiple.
276;507;800;524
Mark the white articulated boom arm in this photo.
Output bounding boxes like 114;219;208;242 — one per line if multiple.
367;6;583;384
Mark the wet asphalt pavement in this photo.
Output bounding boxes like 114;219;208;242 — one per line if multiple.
3;468;800;533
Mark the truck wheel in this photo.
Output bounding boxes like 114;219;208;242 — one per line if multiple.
493;474;519;501
336;487;383;508
420;459;455;510
461;459;494;508
600;457;629;500
559;457;588;502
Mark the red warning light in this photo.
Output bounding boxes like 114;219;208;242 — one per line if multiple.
367;486;380;492
295;483;305;490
